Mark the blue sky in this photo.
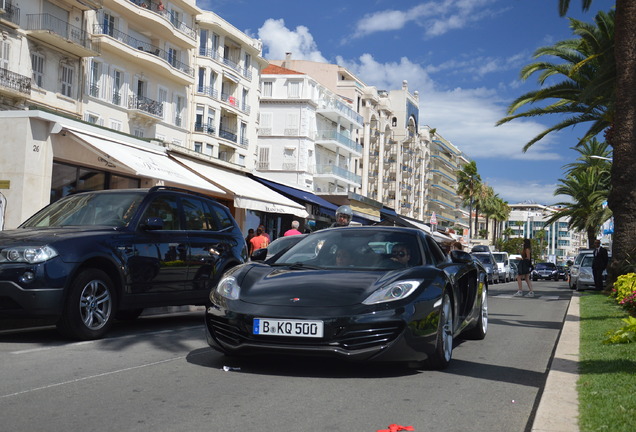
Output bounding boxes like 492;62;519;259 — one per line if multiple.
197;0;614;205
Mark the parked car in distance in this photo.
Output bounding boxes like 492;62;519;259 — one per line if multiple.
0;186;247;340
206;226;489;369
491;251;510;283
531;262;559;281
569;251;608;291
556;265;568;280
509;261;519;281
471;251;499;284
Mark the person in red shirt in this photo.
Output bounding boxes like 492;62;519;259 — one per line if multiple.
249;227;269;256
284;220;302;236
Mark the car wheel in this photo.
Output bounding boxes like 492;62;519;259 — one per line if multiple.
464;286;488;340
429;292;454;370
57;269;116;340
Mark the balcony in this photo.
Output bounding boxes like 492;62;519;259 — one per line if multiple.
0;1;19;28
316;98;363;128
26;14;98;57
93;24;194;81
194;122;215;136
196;84;219;100
315;164;361;186
219;127;237;143
122;0;196;40
315;130;362;156
128;95;163;121
0;68;31;97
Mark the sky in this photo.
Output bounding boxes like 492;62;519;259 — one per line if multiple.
197;0;615;206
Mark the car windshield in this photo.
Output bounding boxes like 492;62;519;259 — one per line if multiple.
474;254;492;265
492;253;505;263
581;256;594;267
535;263;556;270
20;191;145;228
273;229;423;270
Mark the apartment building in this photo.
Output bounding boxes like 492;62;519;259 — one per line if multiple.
506;202;586;263
0;0;307;230
427;129;462;228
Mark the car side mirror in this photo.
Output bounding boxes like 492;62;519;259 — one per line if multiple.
450;250;472;264
142;217;164;231
251;248;268;262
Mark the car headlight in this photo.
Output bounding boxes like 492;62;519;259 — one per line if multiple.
0;246;58;264
362;280;420;305
215;275;240;300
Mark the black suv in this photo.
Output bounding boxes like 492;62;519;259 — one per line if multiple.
0;187;246;340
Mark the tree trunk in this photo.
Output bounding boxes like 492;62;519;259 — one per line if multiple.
607;0;636;280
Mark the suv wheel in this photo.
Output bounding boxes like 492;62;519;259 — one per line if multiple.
57;269;116;340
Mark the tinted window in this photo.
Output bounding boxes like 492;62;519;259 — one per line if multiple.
425;236;447;264
181;197;219;231
535;263;556;270
140;195;179;230
209;203;235;230
475;254;492;265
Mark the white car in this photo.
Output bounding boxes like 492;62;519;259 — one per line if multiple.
569;251;607;291
492;252;510;283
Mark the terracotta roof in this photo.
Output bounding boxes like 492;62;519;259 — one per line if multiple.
261;64;304;75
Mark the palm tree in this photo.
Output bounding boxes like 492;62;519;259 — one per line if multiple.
473;183;493;240
557;1;635;278
497;10;615;149
456;161;481;240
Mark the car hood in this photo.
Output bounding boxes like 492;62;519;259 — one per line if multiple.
237;264;426;307
0;226;120;246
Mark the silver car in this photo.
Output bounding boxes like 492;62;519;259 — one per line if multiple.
569;252;606;291
472;252;500;285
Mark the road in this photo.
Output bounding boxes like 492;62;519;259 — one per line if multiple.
0;279;572;432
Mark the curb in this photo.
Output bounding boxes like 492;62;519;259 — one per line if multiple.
531;293;580;432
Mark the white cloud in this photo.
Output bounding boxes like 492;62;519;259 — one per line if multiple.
484;177;569;205
352;0;500;39
257;18;327;62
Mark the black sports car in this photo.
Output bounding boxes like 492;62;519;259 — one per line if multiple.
205;226;488;369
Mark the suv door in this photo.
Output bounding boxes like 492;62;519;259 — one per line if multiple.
181;196;241;299
128;194;190;301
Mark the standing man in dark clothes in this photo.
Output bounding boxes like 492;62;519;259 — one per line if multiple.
592;239;609;291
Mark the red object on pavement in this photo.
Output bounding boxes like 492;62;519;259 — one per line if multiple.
377;424;415;432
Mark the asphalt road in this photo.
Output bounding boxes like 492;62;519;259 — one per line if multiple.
0;279;572;432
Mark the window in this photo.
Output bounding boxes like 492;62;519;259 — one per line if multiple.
110;119;122;131
158;87;168;120
167;47;179;67
112;70;123;105
1;41;9;70
199;29;208;54
103;13;116;37
182;197;219;231
60;65;73;98
258;147;270;170
89;60;100;97
141;196;179;230
262;81;272;97
31;53;44;87
287;81;300;98
205;144;213;156
194;142;202;152
198;67;205;92
175;95;185;126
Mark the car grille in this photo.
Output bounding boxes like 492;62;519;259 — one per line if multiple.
208;316;403;351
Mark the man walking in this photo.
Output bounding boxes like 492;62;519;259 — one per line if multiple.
592;239;609;291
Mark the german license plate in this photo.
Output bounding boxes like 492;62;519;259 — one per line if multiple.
253;318;324;338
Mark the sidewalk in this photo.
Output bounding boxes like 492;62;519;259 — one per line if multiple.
531;293;580;432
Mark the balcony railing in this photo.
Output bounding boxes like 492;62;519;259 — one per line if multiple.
0;68;31;94
128;0;196;39
315;164;361;185
0;1;20;26
128;94;163;117
196;85;219;100
239;136;249;148
27;14;95;52
199;47;222;61
194;122;215;136
315;130;362;154
94;24;193;76
316;98;363;126
219;127;237;143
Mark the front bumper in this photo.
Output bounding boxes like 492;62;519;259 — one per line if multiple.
205;300;441;363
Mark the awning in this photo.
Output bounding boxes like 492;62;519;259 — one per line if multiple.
66;130;226;195
171;156;309;218
251;176;339;218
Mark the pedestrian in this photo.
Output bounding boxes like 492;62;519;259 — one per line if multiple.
283;220;302;236
451;241;463;251
249;227;269;256
514;238;534;297
592;239;609;290
330;205;353;227
245;228;255;246
258;224;271;242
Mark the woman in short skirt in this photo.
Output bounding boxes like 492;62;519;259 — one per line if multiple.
514;238;534;297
